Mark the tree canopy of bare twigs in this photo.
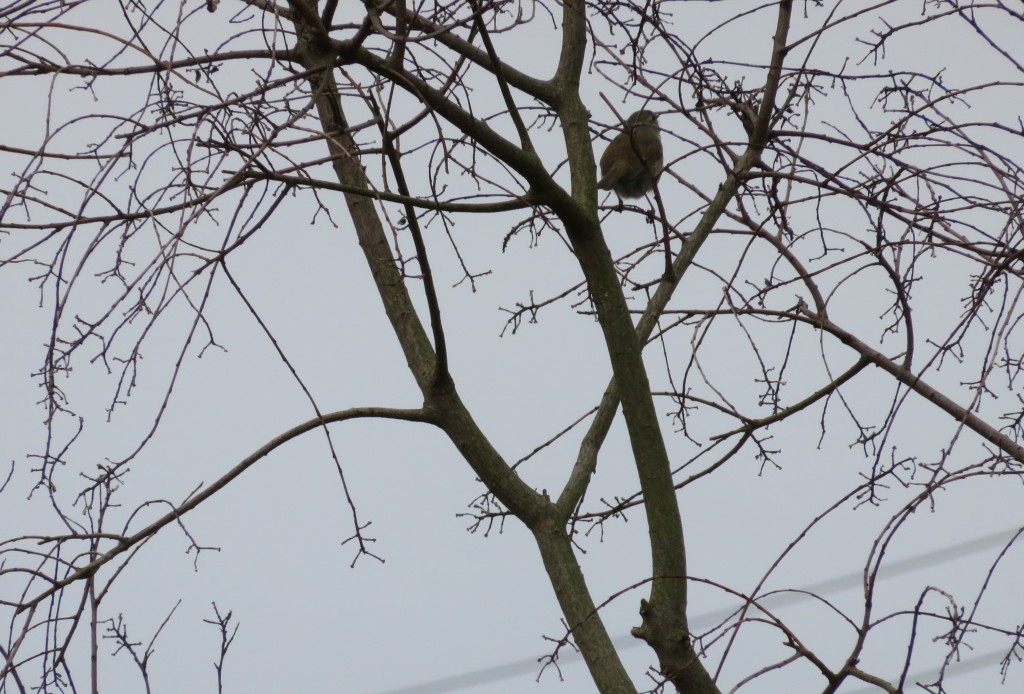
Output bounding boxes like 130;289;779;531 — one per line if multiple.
2;1;1023;692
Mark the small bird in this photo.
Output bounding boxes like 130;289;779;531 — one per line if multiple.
597;110;663;199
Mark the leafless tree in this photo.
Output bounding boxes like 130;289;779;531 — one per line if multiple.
2;1;1023;692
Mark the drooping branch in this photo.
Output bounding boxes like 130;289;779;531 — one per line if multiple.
15;406;436;613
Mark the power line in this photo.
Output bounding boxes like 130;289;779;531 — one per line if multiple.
374;527;1021;694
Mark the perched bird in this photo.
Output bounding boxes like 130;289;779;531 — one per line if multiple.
597;110;663;199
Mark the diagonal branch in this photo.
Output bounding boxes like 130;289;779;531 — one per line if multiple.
558;0;796;516
802;305;1024;463
467;0;535;153
17;406;436;613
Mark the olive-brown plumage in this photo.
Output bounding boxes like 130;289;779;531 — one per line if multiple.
597;110;663;199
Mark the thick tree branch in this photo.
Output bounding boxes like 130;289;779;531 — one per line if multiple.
559;1;795;516
288;2;546;522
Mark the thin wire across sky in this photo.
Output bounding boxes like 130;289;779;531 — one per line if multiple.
376;528;1022;694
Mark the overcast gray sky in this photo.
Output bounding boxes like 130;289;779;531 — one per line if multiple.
2;2;1023;693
